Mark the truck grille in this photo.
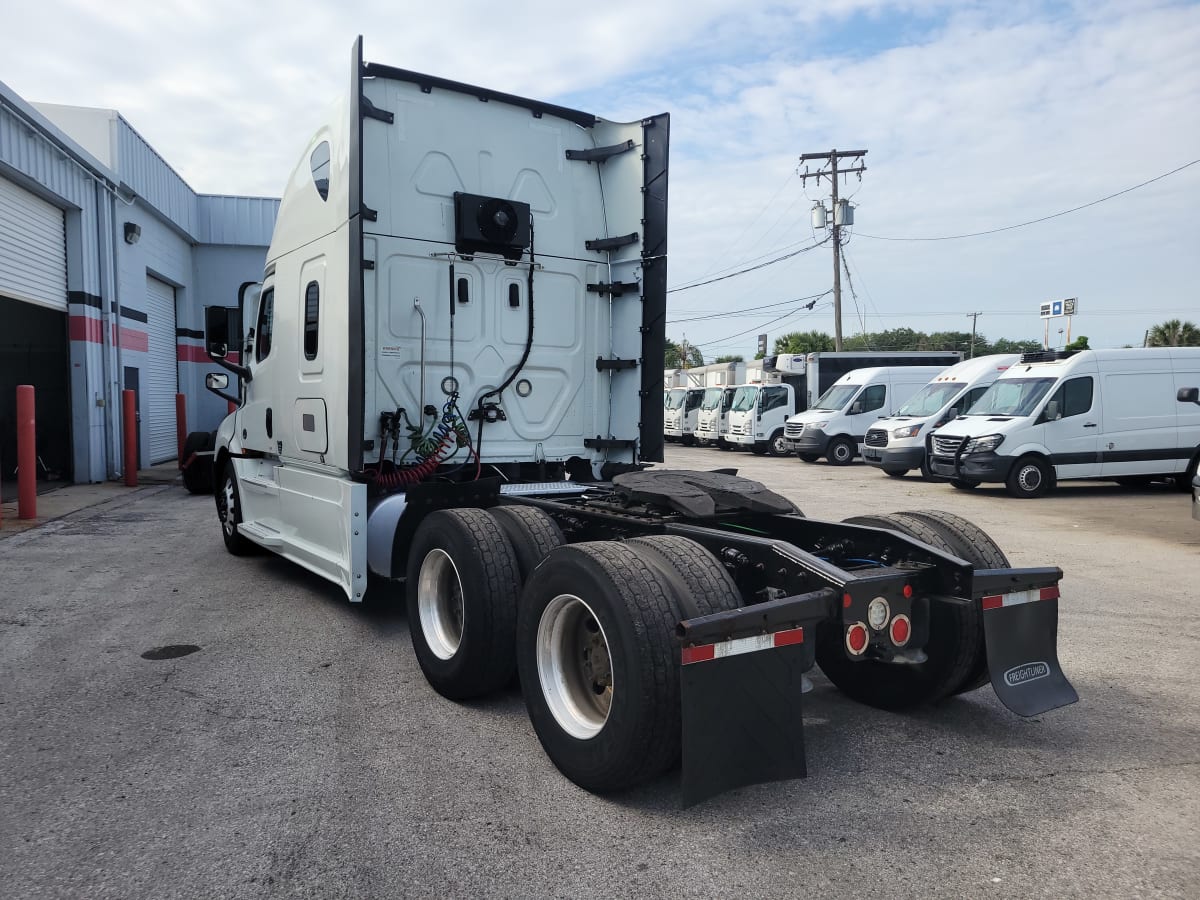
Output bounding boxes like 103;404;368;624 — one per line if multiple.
931;435;965;457
785;423;803;438
865;429;888;448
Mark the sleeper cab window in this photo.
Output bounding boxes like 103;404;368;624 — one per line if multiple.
311;141;330;201
304;281;319;360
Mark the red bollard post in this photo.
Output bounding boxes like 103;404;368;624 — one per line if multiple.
16;385;36;520
123;389;138;487
176;393;187;469
228;399;237;415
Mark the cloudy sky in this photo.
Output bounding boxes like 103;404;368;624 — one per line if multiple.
5;0;1198;355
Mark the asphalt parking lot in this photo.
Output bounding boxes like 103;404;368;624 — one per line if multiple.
1;448;1198;899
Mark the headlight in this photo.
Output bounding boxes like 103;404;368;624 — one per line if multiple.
808;421;828;430
892;424;922;439
963;433;1004;454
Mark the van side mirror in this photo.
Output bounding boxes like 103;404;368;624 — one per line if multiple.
1043;400;1061;422
1179;386;1200;407
849;402;862;415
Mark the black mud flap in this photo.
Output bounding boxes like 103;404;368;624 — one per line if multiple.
981;584;1078;717
680;636;812;808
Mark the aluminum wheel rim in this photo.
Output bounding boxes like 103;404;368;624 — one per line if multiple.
537;594;613;740
417;549;465;660
220;479;236;536
833;442;851;462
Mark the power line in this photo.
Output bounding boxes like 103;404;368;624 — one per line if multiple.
666;236;829;293
856;157;1200;242
691;302;832;347
667;290;831;324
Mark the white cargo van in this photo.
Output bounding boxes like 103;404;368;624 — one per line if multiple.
695;385;736;447
784;366;950;464
927;348;1200;498
863;355;1019;477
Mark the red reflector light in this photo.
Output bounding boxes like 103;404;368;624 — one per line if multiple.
1040;586;1060;601
890;614;911;646
774;626;805;648
681;644;715;665
846;622;868;655
902;584;913;599
843;593;853;609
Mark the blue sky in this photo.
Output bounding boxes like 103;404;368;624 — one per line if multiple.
4;0;1197;354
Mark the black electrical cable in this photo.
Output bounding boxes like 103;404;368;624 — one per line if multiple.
474;219;536;477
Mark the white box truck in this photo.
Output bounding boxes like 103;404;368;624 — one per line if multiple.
723;375;806;455
694;385;737;447
784;366;952;464
664;386;705;444
928;348;1200;498
186;38;1077;806
862;355;1019;478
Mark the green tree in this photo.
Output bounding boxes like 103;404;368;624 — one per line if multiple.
990;337;1044;354
1064;335;1090;351
1146;319;1200;347
713;354;744;363
664;338;704;368
774;330;834;354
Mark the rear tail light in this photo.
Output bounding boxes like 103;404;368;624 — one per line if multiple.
846;622;869;656
890;614;911;646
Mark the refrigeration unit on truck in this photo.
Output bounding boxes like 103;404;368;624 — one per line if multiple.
928;348;1200;498
862;355;1019;478
723;375;806;455
187;37;1077;807
785;366;951;464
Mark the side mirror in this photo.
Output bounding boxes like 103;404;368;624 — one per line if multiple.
849;402;862;415
205;306;230;359
1044;400;1061;422
1178;386;1200;406
206;373;229;391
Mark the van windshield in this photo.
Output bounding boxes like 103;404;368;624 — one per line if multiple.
896;382;965;416
701;388;724;410
731;386;758;412
812;384;860;412
665;389;686;410
966;377;1056;417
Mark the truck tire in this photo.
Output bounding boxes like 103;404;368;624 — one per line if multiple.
181;431;215;495
624;535;742;619
797;453;820;463
489;506;565;583
883;467;909;478
767;431;790;457
896;510;1010;695
1174;451;1199;492
826;436;856;466
750;443;769;456
215;462;254;556
1006;455;1054;498
406;509;522;700
950;478;979;491
517;542;684;793
815;512;984;709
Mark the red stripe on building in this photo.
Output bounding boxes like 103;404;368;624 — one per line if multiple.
68;315;103;344
177;343;209;363
113;324;149;352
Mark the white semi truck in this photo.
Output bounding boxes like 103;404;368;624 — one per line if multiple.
188;38;1076;806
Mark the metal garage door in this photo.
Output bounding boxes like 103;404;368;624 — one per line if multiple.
145;275;178;463
0;176;67;310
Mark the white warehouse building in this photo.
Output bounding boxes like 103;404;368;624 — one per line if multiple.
0;80;278;486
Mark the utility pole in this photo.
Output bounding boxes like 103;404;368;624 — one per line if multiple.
800;149;867;351
966;311;983;358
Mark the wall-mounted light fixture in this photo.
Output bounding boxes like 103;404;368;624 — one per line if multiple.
123;222;141;244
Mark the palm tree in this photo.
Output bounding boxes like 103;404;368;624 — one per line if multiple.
1146;319;1200;347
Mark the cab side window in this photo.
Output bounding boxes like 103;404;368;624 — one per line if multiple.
255;288;275;363
761;386;786;412
858;384;886;413
1047;376;1094;419
960;386;988;413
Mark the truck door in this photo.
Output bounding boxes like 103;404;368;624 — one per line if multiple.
240;282;277;453
1042;376;1100;477
848;383;887;442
